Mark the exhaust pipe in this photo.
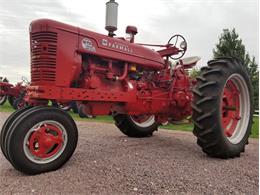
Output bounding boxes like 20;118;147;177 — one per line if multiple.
105;0;118;37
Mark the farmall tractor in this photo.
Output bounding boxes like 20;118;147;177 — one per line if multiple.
0;77;10;105
0;0;253;175
0;76;29;108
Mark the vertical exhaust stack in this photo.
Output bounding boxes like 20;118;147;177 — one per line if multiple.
105;0;118;37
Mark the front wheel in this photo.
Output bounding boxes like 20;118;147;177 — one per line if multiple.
5;107;78;174
113;114;158;137
192;58;253;158
1;106;33;159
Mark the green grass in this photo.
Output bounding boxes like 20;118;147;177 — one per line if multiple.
251;117;259;138
0;102;15;112
0;102;258;138
160;118;259;138
160;122;194;132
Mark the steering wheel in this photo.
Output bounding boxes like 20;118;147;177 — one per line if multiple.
167;34;187;60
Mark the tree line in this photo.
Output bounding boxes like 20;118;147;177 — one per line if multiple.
190;28;259;110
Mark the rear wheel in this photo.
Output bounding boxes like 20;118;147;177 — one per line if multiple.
5;107;78;174
78;104;86;118
192;58;253;158
113;114;158;137
52;102;71;111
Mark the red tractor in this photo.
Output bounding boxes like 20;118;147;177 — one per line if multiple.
0;0;253;175
0;76;29;108
0;77;10;105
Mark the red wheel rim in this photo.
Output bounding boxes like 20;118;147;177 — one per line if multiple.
28;124;63;159
222;80;241;137
23;121;67;163
131;115;152;123
130;115;155;128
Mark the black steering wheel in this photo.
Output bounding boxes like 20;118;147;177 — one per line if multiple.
167;34;187;60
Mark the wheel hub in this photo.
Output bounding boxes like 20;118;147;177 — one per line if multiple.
222;80;240;137
28;124;63;159
23;120;68;163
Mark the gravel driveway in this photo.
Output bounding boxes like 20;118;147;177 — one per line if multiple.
0;112;258;194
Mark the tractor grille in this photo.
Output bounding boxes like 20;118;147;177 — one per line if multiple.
31;32;57;83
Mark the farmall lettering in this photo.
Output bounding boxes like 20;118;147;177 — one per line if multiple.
102;38;133;53
1;0;253;175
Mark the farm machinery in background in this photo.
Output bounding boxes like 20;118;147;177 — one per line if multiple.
0;0;253;175
0;76;29;109
0;76;81;112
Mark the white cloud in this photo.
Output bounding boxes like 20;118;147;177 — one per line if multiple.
0;0;258;83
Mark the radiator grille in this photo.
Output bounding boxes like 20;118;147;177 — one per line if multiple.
31;32;57;83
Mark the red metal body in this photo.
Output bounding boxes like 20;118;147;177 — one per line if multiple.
27;19;196;122
0;81;25;98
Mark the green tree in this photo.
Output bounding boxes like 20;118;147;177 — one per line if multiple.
189;67;201;79
213;28;259;110
248;57;259;110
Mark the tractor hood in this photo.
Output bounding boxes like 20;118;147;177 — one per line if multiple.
30;19;165;70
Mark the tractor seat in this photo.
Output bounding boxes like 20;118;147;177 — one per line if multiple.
178;56;201;68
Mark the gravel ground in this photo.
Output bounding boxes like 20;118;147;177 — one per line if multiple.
0;112;258;194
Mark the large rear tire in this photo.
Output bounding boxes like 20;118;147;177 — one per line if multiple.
113;114;158;137
192;58;253;158
4;107;78;175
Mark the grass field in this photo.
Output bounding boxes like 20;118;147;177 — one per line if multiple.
0;102;258;138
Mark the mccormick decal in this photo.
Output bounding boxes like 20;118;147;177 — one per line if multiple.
101;39;133;53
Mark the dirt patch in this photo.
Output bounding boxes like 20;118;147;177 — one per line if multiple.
0;112;258;194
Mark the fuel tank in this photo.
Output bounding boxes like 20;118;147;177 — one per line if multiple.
30;19;165;70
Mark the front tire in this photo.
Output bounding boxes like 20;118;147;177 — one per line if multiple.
1;106;32;159
113;114;158;137
192;58;253;158
5;107;78;174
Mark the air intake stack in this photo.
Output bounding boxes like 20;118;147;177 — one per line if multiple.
105;0;118;37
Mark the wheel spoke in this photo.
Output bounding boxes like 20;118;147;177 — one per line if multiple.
47;133;63;145
174;36;179;46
